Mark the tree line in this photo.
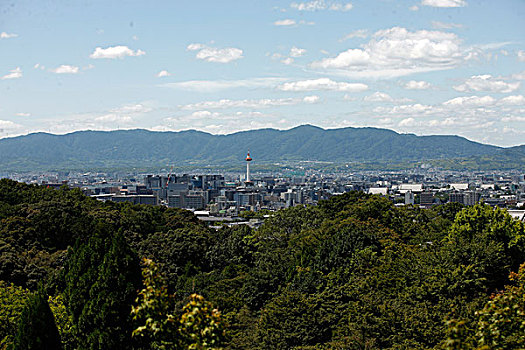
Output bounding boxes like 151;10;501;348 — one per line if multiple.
0;178;524;349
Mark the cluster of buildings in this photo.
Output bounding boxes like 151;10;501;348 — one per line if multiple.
4;152;525;224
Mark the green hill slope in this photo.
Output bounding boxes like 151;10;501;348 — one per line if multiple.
0;125;515;171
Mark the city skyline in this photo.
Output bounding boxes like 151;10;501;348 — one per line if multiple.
0;0;524;146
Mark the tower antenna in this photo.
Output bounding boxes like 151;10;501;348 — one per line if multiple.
245;151;252;185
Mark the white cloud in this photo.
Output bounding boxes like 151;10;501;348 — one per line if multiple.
454;74;520;93
90;45;145;59
187;43;205;51
363;92;412;103
162;110;288;135
378;117;393;125
94;114;133;123
421;0;467;7
364;92;394;102
157;70;171;78
399;117;417;127
290;46;306;57
428;118;460;127
512;71;525;80
111;104;152;114
274;46;306;65
290;0;353;11
180;96;319;110
312;49;370;68
92;103;152;125
374;103;433;115
0;120;20;128
303;95;320;103
310;27;464;78
187;43;243;63
50;65;80;74
278;78;368;92
16;113;31;117
499;95;525;106
291;1;326;11
274;19;296;26
367;91;524;146
1;67;22;80
339;29;368;42
390;104;433;114
431;21;464;29
502;116;525;122
443;95;496;107
518;50;525;62
161;77;286;92
404;80;432;90
329;3;353;11
409;5;419;11
0;120;23;134
0;32;17;39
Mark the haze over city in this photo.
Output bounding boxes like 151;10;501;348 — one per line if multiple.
0;0;524;146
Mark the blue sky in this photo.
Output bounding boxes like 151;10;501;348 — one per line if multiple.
1;0;524;146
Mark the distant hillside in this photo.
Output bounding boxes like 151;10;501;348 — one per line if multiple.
430;144;525;171
0;125;518;171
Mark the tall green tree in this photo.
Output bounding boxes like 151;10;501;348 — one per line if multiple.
132;258;226;350
445;204;525;294
83;232;141;349
0;282;30;349
443;263;525;350
11;286;62;350
63;228;141;349
63;231;106;348
132;258;178;350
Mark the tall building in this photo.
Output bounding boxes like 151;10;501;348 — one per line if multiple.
463;191;480;206
449;192;464;204
245;151;252;185
405;190;414;205
420;192;434;208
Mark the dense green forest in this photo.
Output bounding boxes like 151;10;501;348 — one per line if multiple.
1;178;524;349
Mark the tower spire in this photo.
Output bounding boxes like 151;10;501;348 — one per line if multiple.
245;151;252;184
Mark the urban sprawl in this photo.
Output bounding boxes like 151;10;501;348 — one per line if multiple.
4;153;525;227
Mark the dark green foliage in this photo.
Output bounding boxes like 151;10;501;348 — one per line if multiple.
443;263;525;349
84;233;141;349
138;227;212;290
131;259;226;350
63;231;141;350
2;180;525;349
257;290;334;349
0;282;30;348
444;204;525;294
12;286;62;350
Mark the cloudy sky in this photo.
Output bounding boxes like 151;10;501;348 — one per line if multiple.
1;0;524;146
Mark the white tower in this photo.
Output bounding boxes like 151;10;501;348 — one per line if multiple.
245;151;252;184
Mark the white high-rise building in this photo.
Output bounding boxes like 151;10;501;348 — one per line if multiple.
245;151;252;184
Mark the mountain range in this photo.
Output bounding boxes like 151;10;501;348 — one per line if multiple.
0;125;523;171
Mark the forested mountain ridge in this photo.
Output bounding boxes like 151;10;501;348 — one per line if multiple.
0;125;515;171
1;179;525;349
